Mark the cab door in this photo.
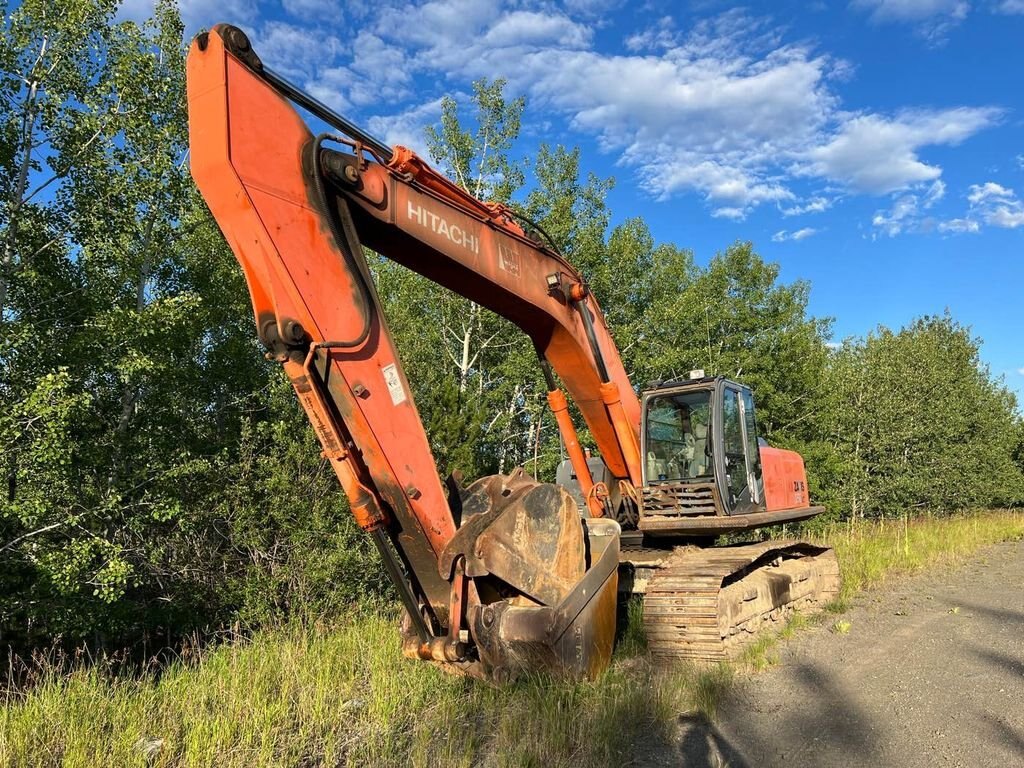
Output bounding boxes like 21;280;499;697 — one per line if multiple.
718;383;764;514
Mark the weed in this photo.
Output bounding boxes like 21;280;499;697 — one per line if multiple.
831;620;852;635
614;597;648;659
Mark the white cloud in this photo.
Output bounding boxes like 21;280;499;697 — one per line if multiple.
636;157;795;209
374;0;555;70
1017;367;1024;375
625;17;679;51
564;0;626;14
281;0;346;15
923;178;946;207
869;179;946;235
853;0;968;21
852;0;969;42
225;3;1000;221
399;8;994;214
781;196;834;216
303;68;354;113
772;227;819;242
937;217;980;233
987;206;1024;228
345;32;414;106
967;181;1014;204
119;0;260;32
965;182;1024;228
254;26;411;113
483;11;592;48
871;193;921;236
801;109;999;194
995;0;1024;13
352;8;843;216
879;180;1024;236
366;98;446;159
252;22;345;81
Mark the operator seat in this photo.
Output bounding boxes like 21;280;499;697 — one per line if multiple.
690;422;708;477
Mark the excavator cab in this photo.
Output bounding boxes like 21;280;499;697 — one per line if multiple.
642;373;762;514
637;373;822;535
631;374;840;663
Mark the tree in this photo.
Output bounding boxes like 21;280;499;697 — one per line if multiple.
1;1;384;649
375;79;536;479
813;315;1024;517
639;241;832;444
425;78;525;204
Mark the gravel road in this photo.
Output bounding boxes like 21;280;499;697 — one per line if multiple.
652;539;1024;768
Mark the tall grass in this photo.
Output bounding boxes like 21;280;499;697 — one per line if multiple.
0;613;714;768
2;510;1022;767
810;509;1023;607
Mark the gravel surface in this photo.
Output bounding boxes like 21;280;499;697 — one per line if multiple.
651;540;1024;768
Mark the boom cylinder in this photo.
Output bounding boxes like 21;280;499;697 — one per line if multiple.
547;388;605;518
600;382;643;486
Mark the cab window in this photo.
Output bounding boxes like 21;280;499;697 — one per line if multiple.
644;390;713;483
741;388;763;502
722;388;748;501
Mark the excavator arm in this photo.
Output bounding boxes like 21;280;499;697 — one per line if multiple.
187;25;632;680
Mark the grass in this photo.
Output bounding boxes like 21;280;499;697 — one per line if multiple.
810;508;1024;607
0;611;709;768
2;510;1022;767
831;619;852;635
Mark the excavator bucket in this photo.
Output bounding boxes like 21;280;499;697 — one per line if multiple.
436;471;620;682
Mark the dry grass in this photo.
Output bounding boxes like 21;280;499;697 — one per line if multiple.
811;508;1024;608
2;510;1021;767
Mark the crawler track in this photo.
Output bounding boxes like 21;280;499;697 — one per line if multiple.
642;541;841;662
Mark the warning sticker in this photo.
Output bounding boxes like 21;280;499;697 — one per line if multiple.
381;363;407;406
498;242;521;277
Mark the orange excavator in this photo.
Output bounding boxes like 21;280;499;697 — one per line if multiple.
186;25;839;682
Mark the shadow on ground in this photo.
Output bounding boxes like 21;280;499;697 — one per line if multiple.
952;600;1024;629
649;660;881;767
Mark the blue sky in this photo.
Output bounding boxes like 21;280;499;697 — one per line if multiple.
131;0;1023;399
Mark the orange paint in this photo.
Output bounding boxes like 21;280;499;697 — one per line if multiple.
547;389;604;517
187;28;455;613
760;446;811;512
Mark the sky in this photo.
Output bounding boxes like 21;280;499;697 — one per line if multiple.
129;0;1023;400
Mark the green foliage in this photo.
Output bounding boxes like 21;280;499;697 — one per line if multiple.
379;78;558;481
637;241;832;441
425;78;525;203
210;377;388;627
0;1;382;650
811;315;1024;517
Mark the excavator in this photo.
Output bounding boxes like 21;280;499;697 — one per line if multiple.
186;25;840;682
